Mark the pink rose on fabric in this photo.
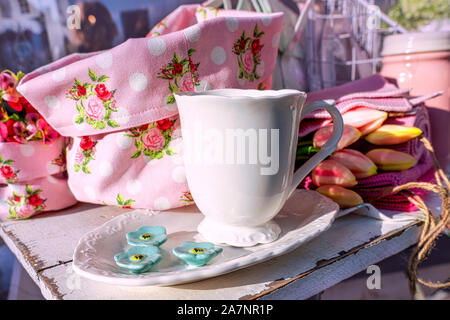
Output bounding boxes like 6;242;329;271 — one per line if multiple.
16;204;35;218
142;127;165;151
180;73;195;92
242;50;254;74
85;95;105;120
75;149;85;164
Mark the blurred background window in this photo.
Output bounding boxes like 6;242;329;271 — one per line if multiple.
0;0;203;73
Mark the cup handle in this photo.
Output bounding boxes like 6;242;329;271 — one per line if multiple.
288;99;344;197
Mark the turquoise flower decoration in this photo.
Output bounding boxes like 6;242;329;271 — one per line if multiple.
126;226;167;247
114;246;161;274
172;241;223;267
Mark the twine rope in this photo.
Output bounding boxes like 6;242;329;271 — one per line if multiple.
372;136;450;294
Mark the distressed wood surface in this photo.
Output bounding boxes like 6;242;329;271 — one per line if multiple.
0;202;421;300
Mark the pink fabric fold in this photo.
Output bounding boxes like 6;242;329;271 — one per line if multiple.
18;6;284;137
0;173;77;220
299;74;439;137
304;74;413;119
0;136;77;220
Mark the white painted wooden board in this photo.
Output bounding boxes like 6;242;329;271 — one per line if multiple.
0;202;420;300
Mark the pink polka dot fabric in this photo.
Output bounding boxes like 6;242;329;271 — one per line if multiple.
17;5;284;211
0;137;77;220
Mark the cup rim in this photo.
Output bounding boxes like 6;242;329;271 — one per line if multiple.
174;89;306;100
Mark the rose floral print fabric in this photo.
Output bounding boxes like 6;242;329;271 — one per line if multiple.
66;69;119;130
66;126;189;210
233;24;264;82
17;5;284;211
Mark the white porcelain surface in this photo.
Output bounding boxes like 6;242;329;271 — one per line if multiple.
174;89;343;246
72;189;339;286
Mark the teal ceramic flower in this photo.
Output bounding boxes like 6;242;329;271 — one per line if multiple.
126;226;167;247
172;241;223;267
114;246;161;273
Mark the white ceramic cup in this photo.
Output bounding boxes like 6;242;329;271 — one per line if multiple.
175;89;343;247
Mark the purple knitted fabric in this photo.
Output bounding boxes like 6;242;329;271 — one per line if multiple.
367;168;435;212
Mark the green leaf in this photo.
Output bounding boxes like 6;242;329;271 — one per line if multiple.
74;164;80;172
16;71;25;82
173;53;180;63
0;155;4;163
74;116;84;124
88;68;97;82
188;48;195;56
123;199;135;206
165;149;176;156
97;75;109;82
166;94;175;104
8;207;16;219
143;149;152;157
3;159;13;165
116;194;124;205
168;82;176;93
131;150;141;159
105;110;111;120
253;24;259;37
82;165;91;174
107;120;119;128
155;151;163;159
93;121;106;129
9;114;20;121
85;117;94;125
25;185;33;194
74;78;82;86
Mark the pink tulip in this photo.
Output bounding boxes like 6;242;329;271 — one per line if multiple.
316;185;363;208
342;107;387;135
313;124;361;151
331;149;377;179
312;159;357;187
366;149;417;171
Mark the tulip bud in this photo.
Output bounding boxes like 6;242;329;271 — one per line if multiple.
312;159;357;187
316;185;363;208
313;125;361;151
331;149;377;179
366;149;417;171
365;125;422;145
358;116;387;136
342;107;387;135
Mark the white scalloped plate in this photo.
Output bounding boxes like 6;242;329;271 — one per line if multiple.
72;189;339;286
